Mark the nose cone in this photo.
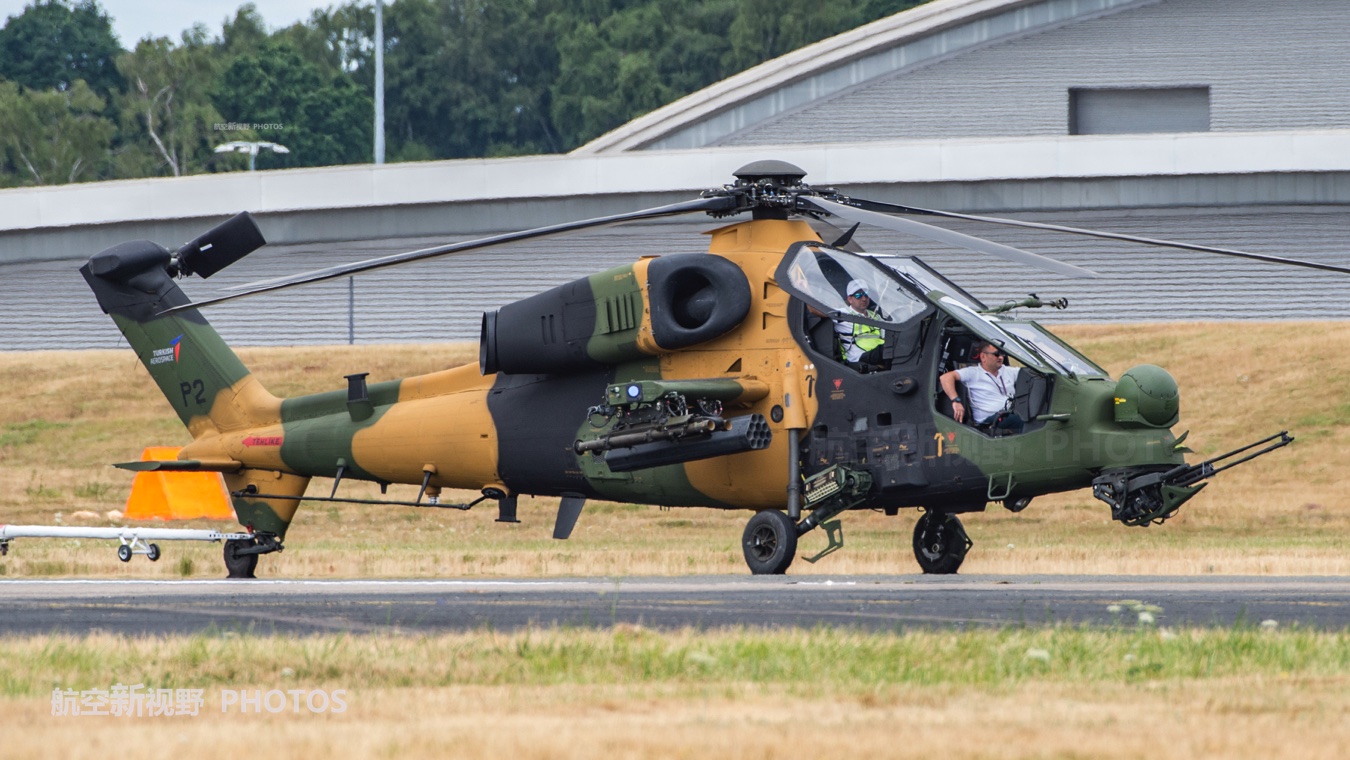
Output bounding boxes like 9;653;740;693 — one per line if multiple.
1114;364;1180;428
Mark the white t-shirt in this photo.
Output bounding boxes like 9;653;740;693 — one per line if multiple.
955;365;1021;423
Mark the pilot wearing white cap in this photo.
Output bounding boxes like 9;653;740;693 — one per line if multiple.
834;278;884;365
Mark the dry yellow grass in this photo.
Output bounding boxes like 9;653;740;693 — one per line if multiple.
3;627;1350;759
6;680;1350;760
5;325;1344;760
0;322;1346;578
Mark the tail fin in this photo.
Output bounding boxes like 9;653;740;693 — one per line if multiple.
83;216;310;538
80;216;278;436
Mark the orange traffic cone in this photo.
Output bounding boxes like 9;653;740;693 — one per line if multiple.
124;447;235;520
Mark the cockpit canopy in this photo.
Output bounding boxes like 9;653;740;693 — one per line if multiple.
776;243;1109;380
777;242;932;329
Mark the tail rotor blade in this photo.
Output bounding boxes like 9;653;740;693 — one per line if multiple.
175;212;266;279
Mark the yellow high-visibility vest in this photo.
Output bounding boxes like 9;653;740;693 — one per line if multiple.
838;310;884;360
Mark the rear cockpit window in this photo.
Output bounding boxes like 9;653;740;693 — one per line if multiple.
778;243;929;328
873;255;986;313
999;321;1109;379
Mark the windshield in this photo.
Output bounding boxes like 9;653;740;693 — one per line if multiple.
778;243;930;327
999;321;1110;379
873;255;986;313
937;296;1051;372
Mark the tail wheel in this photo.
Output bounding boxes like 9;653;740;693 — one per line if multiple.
912;512;971;575
224;538;259;579
741;510;798;575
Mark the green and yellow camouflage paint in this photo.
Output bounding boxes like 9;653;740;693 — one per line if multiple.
83;184;1287;576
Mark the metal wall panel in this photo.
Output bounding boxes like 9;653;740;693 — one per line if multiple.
8;206;1350;351
721;0;1350;146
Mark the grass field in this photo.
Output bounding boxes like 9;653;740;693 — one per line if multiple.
3;626;1350;759
2;322;1348;757
0;322;1346;578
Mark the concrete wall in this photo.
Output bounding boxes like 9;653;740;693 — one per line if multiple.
5;130;1350;266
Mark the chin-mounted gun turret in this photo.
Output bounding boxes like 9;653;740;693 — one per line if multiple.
1093;431;1294;526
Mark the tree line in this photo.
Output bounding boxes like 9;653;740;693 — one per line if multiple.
0;0;923;185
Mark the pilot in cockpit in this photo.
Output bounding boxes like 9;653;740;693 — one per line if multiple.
833;278;885;369
939;341;1024;434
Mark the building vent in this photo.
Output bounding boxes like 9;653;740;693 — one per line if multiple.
1070;87;1210;135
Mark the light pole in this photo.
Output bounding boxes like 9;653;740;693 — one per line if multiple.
213;141;291;171
374;0;385;164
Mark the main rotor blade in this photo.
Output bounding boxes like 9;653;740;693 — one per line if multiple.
160;195;739;315
800;196;1099;279
848;198;1350;276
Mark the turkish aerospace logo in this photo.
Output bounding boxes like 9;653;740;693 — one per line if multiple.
149;335;184;366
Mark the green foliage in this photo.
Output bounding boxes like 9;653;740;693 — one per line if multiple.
219;3;268;57
114;29;223;176
72;481;112;499
0;0;932;183
0;78;115;184
6;626;1350;696
212;39;373;168
382;0;560;159
24;481;62;500
0;0;123;97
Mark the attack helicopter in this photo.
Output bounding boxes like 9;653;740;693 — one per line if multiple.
80;160;1331;578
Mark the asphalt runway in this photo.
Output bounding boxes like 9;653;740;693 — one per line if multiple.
3;576;1350;635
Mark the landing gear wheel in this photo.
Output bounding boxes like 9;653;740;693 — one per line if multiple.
223;538;259;579
146;543;161;562
117;544;132;563
912;512;970;575
742;510;798;575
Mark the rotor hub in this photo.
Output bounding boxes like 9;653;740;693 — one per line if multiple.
706;160;832;219
732;160;807;185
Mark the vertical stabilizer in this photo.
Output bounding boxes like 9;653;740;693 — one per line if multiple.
83;223;307;541
81;239;280;436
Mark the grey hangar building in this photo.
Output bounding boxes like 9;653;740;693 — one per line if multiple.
2;0;1348;350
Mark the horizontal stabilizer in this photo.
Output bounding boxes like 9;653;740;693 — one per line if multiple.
114;459;243;473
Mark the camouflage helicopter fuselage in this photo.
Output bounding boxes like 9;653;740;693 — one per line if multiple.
85;213;1266;576
85;221;821;537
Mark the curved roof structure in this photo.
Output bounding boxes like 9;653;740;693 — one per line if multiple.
575;0;1152;154
576;0;1350;153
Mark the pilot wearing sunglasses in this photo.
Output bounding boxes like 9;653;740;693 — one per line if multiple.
834;278;885;368
940;341;1023;433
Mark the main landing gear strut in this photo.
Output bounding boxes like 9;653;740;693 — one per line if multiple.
223;533;283;579
740;507;972;576
741;464;972;575
911;511;972;575
742;510;799;575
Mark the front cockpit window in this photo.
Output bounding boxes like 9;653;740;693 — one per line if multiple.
937;296;1109;379
778;243;930;328
999;322;1109;379
874;255;987;313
